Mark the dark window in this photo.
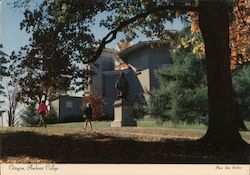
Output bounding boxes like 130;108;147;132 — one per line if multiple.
66;101;73;115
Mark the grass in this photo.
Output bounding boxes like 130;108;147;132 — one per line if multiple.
48;118;208;129
49;119;250;129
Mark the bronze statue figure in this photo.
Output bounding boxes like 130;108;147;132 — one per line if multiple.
115;72;129;100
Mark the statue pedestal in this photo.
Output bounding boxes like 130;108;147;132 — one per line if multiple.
111;99;137;127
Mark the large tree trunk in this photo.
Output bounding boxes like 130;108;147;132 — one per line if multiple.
198;1;247;146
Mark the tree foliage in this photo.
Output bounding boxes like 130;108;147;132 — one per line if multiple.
9;31;79;104
187;0;250;67
230;0;250;66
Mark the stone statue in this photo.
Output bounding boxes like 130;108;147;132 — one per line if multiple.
115;72;129;100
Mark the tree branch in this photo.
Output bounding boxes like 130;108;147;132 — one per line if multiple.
84;4;198;64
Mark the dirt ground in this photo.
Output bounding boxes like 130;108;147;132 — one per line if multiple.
1;128;249;163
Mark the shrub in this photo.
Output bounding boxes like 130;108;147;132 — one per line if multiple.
20;103;38;127
84;92;106;120
133;93;147;119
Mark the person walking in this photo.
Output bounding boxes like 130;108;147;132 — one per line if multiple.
37;101;48;128
83;103;93;130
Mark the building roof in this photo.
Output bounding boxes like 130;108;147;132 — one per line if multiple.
117;40;171;63
50;95;83;101
102;69;130;76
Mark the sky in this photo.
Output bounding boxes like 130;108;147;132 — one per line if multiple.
0;0;32;55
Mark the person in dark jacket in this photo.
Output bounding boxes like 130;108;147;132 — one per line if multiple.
83;103;93;130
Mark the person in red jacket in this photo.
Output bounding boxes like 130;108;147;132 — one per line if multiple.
37;101;48;128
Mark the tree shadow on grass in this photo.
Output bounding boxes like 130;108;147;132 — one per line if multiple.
1;131;249;163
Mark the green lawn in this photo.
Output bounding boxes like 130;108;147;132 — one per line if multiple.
48;119;250;129
48;118;209;129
